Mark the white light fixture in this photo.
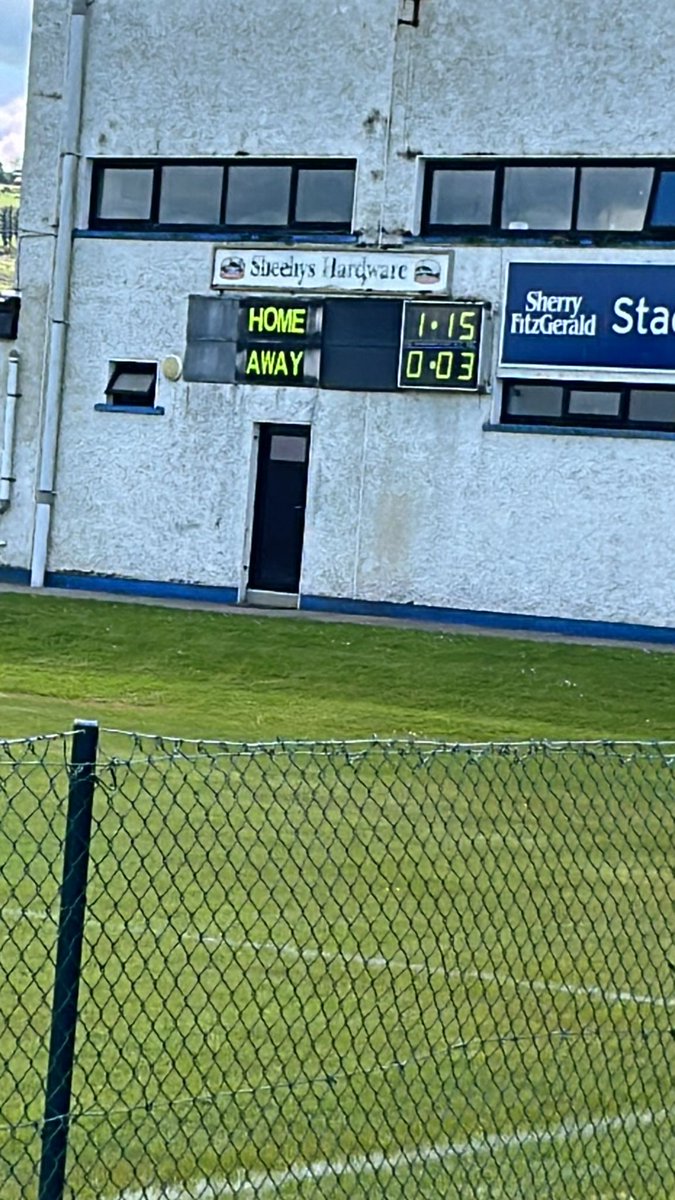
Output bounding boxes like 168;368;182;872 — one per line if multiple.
161;354;183;381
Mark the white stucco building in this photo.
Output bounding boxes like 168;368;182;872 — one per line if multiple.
3;0;675;640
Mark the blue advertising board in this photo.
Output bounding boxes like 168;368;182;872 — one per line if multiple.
501;262;675;373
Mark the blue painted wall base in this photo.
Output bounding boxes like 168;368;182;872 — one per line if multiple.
43;571;240;606
0;566;31;586
1;565;674;645
300;594;675;646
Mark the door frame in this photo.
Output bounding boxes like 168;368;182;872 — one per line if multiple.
238;421;311;606
237;424;261;603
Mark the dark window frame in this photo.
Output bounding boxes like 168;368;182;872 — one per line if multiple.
501;378;675;432
422;158;675;242
89;158;357;233
103;360;159;410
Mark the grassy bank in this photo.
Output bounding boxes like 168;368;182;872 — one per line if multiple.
0;591;673;741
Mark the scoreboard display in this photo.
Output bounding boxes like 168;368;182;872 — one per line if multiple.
398;302;484;391
235;298;323;386
184;295;489;392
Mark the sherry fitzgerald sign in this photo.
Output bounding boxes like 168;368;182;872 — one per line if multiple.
212;248;452;295
501;261;675;375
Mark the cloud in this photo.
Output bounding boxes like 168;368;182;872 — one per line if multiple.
0;96;26;166
0;1;32;161
0;1;32;105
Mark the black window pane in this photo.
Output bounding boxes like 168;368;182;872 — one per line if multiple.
159;166;223;224
650;172;675;227
568;389;621;416
428;169;494;226
109;391;153;408
105;362;157;406
629;389;675;423
505;384;563;417
577;167;654;231
295;168;354;225
98;168;154;220
502;167;574;231
225;166;292;226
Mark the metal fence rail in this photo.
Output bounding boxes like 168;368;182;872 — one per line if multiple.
0;727;673;1199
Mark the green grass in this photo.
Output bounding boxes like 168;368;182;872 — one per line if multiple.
0;593;673;1197
0;186;20;209
0;253;15;290
1;590;675;742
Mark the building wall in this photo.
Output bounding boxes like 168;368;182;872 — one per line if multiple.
7;0;675;629
39;239;675;627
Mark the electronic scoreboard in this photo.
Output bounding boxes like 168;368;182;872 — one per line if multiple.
184;295;489;392
398;302;484;391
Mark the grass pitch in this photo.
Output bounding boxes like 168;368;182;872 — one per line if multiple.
0;593;673;1197
0;738;672;1198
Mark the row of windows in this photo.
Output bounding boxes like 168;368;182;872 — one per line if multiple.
91;160;356;231
423;160;675;237
501;381;675;431
90;157;675;239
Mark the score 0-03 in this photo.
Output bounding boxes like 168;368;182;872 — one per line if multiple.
398;301;488;391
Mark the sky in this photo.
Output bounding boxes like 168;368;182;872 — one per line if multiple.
0;0;32;166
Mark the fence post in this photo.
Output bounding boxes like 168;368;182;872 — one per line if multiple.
37;720;99;1200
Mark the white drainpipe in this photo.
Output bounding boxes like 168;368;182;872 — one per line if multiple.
30;0;91;587
0;349;20;515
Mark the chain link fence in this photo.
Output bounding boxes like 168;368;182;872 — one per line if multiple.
1;206;18;248
0;727;673;1199
1;206;18;249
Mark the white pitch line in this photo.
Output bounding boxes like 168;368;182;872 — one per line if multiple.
1;905;672;1010
114;1106;671;1200
186;931;675;1010
0;904;56;924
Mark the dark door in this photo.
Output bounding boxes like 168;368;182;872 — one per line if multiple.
248;424;311;593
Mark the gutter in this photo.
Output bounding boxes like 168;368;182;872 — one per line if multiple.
30;0;91;586
0;349;20;514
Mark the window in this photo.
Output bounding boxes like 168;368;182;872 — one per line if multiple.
225;165;292;226
295;167;355;225
629;389;675;423
0;293;20;340
97;168;154;221
650;172;675;226
501;380;675;431
422;159;675;240
502;166;575;231
159;165;224;225
567;388;621;417
99;362;160;412
429;168;495;226
90;159;356;232
270;435;307;462
576;167;653;231
505;384;564;419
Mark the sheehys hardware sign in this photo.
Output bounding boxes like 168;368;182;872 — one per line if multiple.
500;261;675;377
212;248;452;295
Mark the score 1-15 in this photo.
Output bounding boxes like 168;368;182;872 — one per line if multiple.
415;308;478;341
402;302;482;345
